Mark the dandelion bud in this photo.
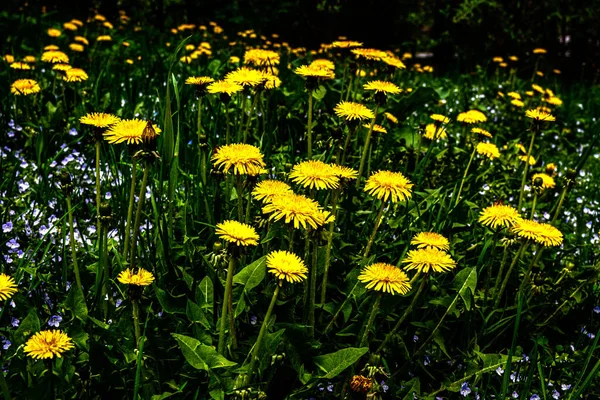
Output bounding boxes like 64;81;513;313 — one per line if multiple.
533;177;544;190
545;163;556;176
59;171;72;194
212;241;223;252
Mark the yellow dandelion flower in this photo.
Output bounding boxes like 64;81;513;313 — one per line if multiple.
207;80;243;96
252;180;292;203
41;51;69;64
334;101;374;121
97;35;112;42
262;193;325;230
384;112;398;124
476;142;500;159
363;123;387;134
519;154;537;165
545;96;563;106
289;160;340;190
525;109;555;122
364;170;413;203
4;54;14;63
261;72;281;90
411;232;450;251
507;92;521;100
63;22;78;31
69;43;85;52
74;36;89;45
509;55;518;61
0;274;18;300
63;68;88;82
331;165;358;180
533;48;547;54
472;127;492;138
117;268;155;286
24;330;74;359
23;55;36;63
211;143;266;176
457;110;487;124
294;65;335;79
244;48;280;67
185;76;215;86
225;67;265;87
511;219;563;247
531;84;544;94
381;56;406;69
363;80;401;95
402;248;457;273
423;123;447;140
11;79;41;96
430;114;450;123
532;173;556;189
511;99;525;107
104;119;161;145
331;40;363;48
358;263;411;295
478;204;522;229
267;250;308;283
492;57;503;63
47;28;62;37
44;45;60;51
351;48;388;61
10;62;31;70
80;113;120;128
215;220;260;246
310;59;335;71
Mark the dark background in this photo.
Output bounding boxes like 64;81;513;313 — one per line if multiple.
3;0;600;82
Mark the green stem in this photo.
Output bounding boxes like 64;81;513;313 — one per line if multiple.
482;231;500;311
224;103;232;145
237;93;246;142
341;125;357;164
218;256;236;355
530;192;538;219
492;244;510;295
197;96;203;144
95;140;102;240
243;94;259;143
246;283;280;385
236;176;244;221
130;161;150;269
518;126;538;210
123;158;137;258
0;365;11;400
307;89;314;159
356;105;379;188
454;144;477;207
363;201;386;259
100;225;109;321
308;236;319;337
244;188;252;224
376;274;428;353
132;299;141;346
345;73;353;101
320;187;341;304
66;194;83;294
493;240;529;310
550;185;568;225
359;294;381;348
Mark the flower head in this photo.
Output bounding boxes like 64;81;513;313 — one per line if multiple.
331;40;363;48
476;142;500;159
80;112;120;128
47;28;62;37
331;165;358;181
310;59;335;71
185;76;215;86
532;173;556;190
512;219;563;247
10;79;41;95
244;49;280;67
384;112;398;124
0;274;18;301
263;193;326;230
63;68;88;82
24;330;74;359
215;220;259;246
252;180;292;203
411;232;450;251
472;127;492;138
52;63;72;71
267;250;308;283
519;154;537;165
424;123;447;140
457;110;487;124
211;143;266;175
364;170;413;203
533;48;547;54
69;43;85;52
363;123;387;134
289;161;340;190
117;268;155;286
525;109;556;122
41;50;69;64
363;80;401;95
295;65;335;80
104;119;161;145
10;62;31;70
430;114;450;123
225;67;265;87
207;80;243;96
402;248;457;273
358;263;411;295
479;204;522;229
351;48;388;61
334;101;374;121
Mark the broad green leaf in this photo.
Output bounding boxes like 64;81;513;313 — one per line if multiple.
154;285;185;314
233;256;267;293
15;309;40;345
399;377;420;400
172;333;236;371
453;266;478;310
197;276;214;313
313;347;368;379
186;300;212;330
64;285;88;322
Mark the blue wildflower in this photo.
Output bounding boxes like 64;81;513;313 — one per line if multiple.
48;315;62;328
552;389;560;399
530;395;540;400
460;382;471;396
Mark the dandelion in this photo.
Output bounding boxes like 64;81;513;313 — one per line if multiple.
97;35;112;42
479;204;522;229
252;180;292;203
41;50;69;63
430;114;450;123
10;62;31;70
411;232;450;251
104;119;161;145
211;143;265;176
117;268;155;286
532;173;556;189
526;109;556;122
364;170;413;203
207;80;243;96
331;40;363;48
476;142;500;159
80;112;120;128
384;112;398;124
334;101;374;121
457;110;487;124
512;219;563;247
225;67;265;87
24;330;74;359
363;80;401;95
63;68;88;82
349;375;373;393
215;220;260;246
262;193;325;230
472;127;492;138
423;123;447;140
294;65;335;80
185;76;214;86
10;79;41;96
512;99;525;107
351;48;388;61
533;48;547;54
53;63;72;71
0;274;18;300
69;43;85;52
244;48;280;67
310;59;335;71
403;248;457;273
47;28;62;37
266;250;308;283
358;263;411;295
519;154;537;165
289;160;340;190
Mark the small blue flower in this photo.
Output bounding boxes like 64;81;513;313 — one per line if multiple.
326;383;333;392
552;389;560;399
594;306;600;314
460;382;471;396
424;355;430;366
380;380;388;393
413;335;419;342
2;222;12;233
512;391;519;398
530;395;540;400
250;315;258;325
10;318;19;328
48;315;62;328
496;366;504;375
115;299;123;308
561;384;571;391
1;338;11;350
317;383;324;392
69;128;78;136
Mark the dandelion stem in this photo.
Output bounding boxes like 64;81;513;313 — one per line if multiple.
359;294;381;348
321;187;341;304
377;275;428;354
246;283;280;385
308;236;319;337
99;224;109;321
550;185;568;225
238;93;247;142
123;158;137;258
236;176;244;221
243;94;259;143
224;103;232;145
530;192;538;219
65;194;83;294
130;161;150;269
218;255;236;355
356;104;379;188
454;144;477;207
341;124;357;164
493;240;529;310
363;201;386;259
196;96;203;146
132;299;141;346
518;125;538;210
95;140;102;242
307;89;314;159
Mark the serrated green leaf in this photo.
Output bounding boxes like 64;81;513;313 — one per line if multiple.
233;256;267;293
313;347;368;379
172;333;236;371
